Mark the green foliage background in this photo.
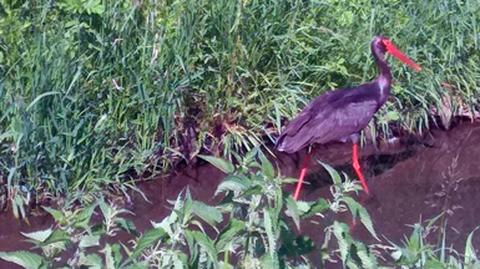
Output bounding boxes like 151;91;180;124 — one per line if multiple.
0;0;479;209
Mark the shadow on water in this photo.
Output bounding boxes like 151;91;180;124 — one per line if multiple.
366;148;417;176
298;144;418;195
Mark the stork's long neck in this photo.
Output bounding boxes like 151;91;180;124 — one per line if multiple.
372;47;392;104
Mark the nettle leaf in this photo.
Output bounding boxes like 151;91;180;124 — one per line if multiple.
42;207;64;223
215;175;251;195
41;230;70;246
182;189;194;224
123;262;149;269
152;211;177;236
259;152;275;179
184;229;197;263
78;253;103;269
264;209;279;266
99;200;114;223
192;201;223;226
116;218;138;236
332;221;351;264
271;187;283;223
188;230;218;267
239;185;263;197
129;228;166;261
0;251;46;269
353;241;378;269
172;254;186;269
21;228;53;243
278;232;314;257
103;244;115;269
110;244;123;268
79;235;100;248
302;198;329;218
198;155;235;174
319;162;342;185
101;243;123;269
216;219;246;250
343;197;378;240
243;148;259;166
260;253;277;269
74;202;97;229
285;197;301;231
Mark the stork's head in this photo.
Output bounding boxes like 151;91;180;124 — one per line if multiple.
372;36;422;72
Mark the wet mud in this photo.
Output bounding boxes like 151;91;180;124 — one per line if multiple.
2;122;480;267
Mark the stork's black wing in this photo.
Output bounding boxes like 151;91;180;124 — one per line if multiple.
276;85;381;153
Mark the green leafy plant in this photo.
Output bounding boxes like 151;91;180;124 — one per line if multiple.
1;151;479;268
0;151;380;268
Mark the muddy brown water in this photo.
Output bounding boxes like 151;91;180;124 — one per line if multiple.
1;122;480;268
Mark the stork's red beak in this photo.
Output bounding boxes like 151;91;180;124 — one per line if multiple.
382;39;422;72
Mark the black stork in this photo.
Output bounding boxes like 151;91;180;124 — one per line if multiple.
276;36;421;200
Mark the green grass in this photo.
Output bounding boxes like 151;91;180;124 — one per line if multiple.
0;0;479;213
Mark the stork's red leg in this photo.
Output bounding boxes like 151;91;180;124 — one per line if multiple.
352;143;370;195
293;149;313;200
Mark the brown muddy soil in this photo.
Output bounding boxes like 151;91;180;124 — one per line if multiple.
2;122;480;268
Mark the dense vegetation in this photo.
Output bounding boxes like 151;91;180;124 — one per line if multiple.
1;0;478;213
